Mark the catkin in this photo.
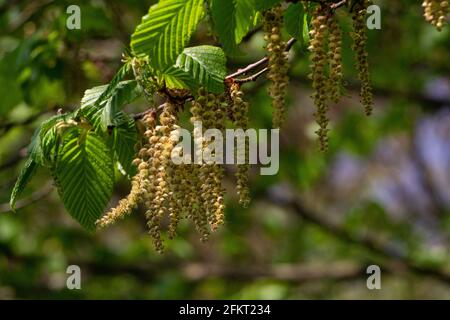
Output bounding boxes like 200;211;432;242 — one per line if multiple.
96;112;157;228
352;0;374;116
189;88;212;240
309;5;330;152
230;83;250;207
166;128;185;239
190;88;227;233
210;93;227;228
143;103;178;253
263;4;290;128
328;13;344;103
423;0;449;31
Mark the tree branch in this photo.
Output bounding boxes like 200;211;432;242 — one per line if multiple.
226;38;297;81
234;67;269;84
0;146;28;171
0;107;58;137
0;182;53;213
182;261;365;283
267;190;450;284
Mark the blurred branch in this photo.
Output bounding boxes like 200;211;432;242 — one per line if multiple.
0;107;61;171
77;258;365;283
290;75;450;110
182;261;364;283
0;182;53;214
267;191;450;284
412;136;448;219
8;0;54;32
103;0;129;44
0;147;27;171
0;108;55;137
287;0;351;10
0;0;19;15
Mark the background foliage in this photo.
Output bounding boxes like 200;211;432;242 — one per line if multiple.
0;0;450;299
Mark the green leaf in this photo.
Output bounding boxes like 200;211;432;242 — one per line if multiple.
112;112;138;177
175;46;227;93
81;85;108;108
131;0;205;70
210;0;256;56
81;80;142;129
255;0;281;11
284;2;305;42
160;66;195;90
9;113;73;211
94;63;131;106
303;11;311;45
54;130;114;231
9;158;38;211
29;113;74;166
80;63;131;110
102;80;141;128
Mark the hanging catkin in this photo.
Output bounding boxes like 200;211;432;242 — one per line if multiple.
96;112;157;228
423;0;449;31
263;4;290;128
309;5;330;151
143;102;178;253
230;83;250;207
352;0;374;116
328;13;344;103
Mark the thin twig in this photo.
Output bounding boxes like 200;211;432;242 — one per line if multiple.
234;67;269;83
331;0;348;10
133;36;296;118
226;38;297;81
286;0;350;10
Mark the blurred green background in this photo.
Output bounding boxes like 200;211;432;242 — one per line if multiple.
1;0;450;299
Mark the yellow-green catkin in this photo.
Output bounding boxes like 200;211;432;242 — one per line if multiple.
309;5;330;152
328;13;343;103
189;88;213;240
352;0;374;116
143;103;178;253
95;112;156;229
423;0;449;31
263;4;290;128
189;89;226;233
186;164;210;241
230;83;250;208
166;126;184;239
209;93;227;229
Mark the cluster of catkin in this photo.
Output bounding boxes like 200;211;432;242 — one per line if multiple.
263;4;290;129
423;0;449;31
97;86;252;252
191;88;227;234
308;2;372;151
96;104;183;252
